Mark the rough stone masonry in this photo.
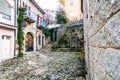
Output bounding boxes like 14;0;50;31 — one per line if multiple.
83;0;120;80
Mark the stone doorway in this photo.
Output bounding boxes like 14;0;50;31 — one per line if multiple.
25;32;34;52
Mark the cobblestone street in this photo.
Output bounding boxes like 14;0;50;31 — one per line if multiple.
0;49;84;80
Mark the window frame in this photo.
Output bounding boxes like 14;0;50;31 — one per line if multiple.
70;0;74;6
38;35;41;45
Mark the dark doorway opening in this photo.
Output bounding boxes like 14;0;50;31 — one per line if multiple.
25;32;34;52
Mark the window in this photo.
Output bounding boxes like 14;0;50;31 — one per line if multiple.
6;36;10;40
70;0;74;6
2;35;11;40
0;1;11;20
39;35;41;45
2;36;4;39
70;11;74;16
1;12;11;20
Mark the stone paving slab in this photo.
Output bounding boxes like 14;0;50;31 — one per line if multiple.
0;51;85;80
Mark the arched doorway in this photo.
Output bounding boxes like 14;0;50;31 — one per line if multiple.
25;32;34;52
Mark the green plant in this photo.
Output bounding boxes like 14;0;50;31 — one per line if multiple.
17;7;26;57
56;9;67;24
44;28;53;37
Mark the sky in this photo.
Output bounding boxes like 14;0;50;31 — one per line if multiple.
35;0;60;11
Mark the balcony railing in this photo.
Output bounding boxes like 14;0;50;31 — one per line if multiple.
24;8;37;23
0;12;11;20
37;20;46;28
41;21;46;27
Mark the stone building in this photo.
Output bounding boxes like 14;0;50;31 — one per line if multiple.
83;0;120;80
18;0;46;53
52;20;84;52
0;0;17;62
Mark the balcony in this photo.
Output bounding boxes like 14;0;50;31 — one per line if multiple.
37;20;46;29
24;9;37;23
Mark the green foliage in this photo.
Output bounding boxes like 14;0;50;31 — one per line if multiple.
56;10;67;24
44;28;53;37
17;7;26;57
51;44;57;52
17;51;24;57
79;58;87;75
58;39;68;48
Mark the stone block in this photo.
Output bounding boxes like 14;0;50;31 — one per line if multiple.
105;73;114;80
93;63;106;80
104;11;120;48
99;0;120;26
88;12;100;38
89;27;107;47
89;46;100;61
88;0;120;37
100;48;120;80
89;47;120;80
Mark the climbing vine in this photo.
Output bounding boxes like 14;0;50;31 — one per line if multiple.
17;7;26;57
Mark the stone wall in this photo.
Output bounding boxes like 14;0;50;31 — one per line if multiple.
52;20;84;52
60;26;83;46
54;25;84;52
83;0;120;80
52;20;83;42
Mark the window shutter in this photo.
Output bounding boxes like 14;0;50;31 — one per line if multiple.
28;6;31;16
37;14;39;24
22;1;25;7
40;17;42;24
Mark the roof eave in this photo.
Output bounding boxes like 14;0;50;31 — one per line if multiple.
30;0;45;14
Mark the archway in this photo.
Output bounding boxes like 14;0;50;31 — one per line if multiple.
25;32;34;52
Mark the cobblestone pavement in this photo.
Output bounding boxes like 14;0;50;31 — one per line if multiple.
0;50;84;80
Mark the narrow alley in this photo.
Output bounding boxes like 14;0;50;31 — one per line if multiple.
0;0;119;80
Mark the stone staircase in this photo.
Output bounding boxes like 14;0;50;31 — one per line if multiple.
54;19;83;47
41;19;84;52
54;23;68;46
